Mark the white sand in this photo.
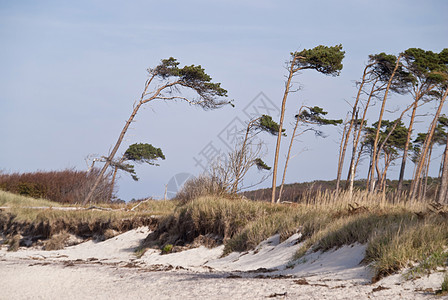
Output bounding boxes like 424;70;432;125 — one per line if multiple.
0;227;445;299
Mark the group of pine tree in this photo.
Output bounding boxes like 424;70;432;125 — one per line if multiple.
84;45;448;204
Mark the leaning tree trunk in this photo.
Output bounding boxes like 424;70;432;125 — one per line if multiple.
422;144;434;201
84;102;143;204
108;156;125;202
346;79;378;189
83;75;167;204
232;118;258;194
278;112;301;202
411;86;448;200
348;110;359;198
271;56;297;203
336;120;349;192
397;97;419;195
336;65;371;194
369;55;402;193
437;134;448;203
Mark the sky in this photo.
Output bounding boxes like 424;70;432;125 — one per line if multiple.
1;0;447;201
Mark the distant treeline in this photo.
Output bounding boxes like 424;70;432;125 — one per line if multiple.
0;169;114;204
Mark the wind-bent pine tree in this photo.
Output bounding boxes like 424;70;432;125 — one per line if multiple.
84;58;229;204
397;48;448;195
368;54;405;192
411;85;448;200
362;120;408;192
411;122;446;200
335;64;370;194
271;44;345;203
438;115;448;203
108;143;165;201
339;53;410;193
278;106;342;202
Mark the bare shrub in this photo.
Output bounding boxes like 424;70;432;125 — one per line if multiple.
175;174;228;204
7;234;21;252
0;168;114;204
44;231;71;250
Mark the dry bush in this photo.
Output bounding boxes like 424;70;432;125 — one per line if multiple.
0;168;114;204
174;174;228;204
7;234;21;252
44;231;71;250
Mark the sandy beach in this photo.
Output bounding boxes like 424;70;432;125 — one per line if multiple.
1;226;445;299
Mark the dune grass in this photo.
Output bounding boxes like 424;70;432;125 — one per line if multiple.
2;189;447;281
0;191;174;248
142;190;447;280
0;190;63;207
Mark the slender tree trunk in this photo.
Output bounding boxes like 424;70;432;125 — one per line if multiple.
353;143;364;183
366;150;373;189
380;153;392;192
346;80;378;189
278;113;301;202
336;65;371;194
437;134;448;203
84;102;143;204
271;56;297;203
108;155;125;202
411;86;448;199
422;144;433;200
83;76;164;204
109;166;119;202
348;110;359;198
397;97;419;195
337;121;349;191
369;55;402;192
232;119;258;194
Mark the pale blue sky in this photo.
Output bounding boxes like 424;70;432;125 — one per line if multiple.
1;0;447;200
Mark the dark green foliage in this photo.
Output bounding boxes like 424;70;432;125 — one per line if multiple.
404;48;448;82
292;44;345;76
368;53;413;93
113;143;166;181
439;114;448;128
16;182;47;198
254;158;271;171
257;114;285;136
297;106;343;126
153;57;229;109
110;160;138;181
403;48;448;90
124;143;165;164
363;120;409;160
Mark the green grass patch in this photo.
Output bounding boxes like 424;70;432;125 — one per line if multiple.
0;190;62;207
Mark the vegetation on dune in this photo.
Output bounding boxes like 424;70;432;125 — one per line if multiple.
0;169;114;204
1;187;447;283
138;187;447;281
0;191;176;250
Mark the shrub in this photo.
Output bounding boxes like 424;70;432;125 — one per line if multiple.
7;234;21;252
161;244;173;254
0;169;114;204
175;174;228;204
441;273;448;295
44;231;71;250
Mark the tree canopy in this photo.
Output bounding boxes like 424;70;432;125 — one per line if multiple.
292;44;345;75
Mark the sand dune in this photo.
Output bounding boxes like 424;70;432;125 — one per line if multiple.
0;227;444;299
